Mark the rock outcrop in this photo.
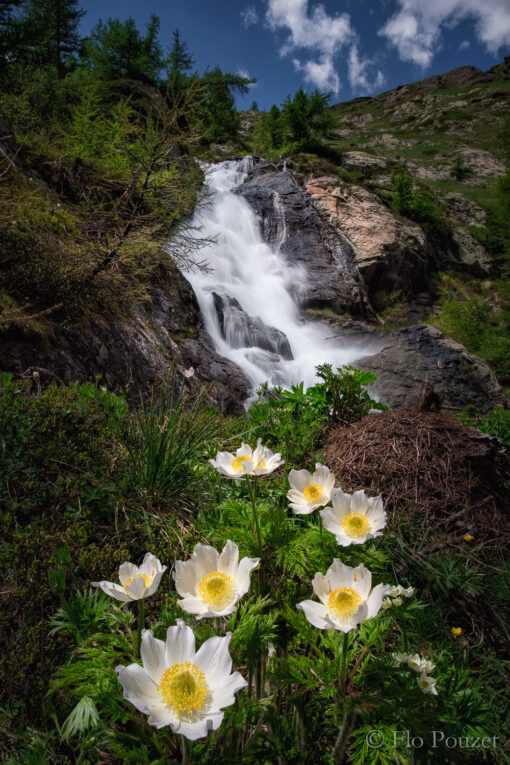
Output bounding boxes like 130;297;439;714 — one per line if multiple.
235;167;372;317
357;324;505;411
212;291;293;359
0;266;250;412
305;176;431;303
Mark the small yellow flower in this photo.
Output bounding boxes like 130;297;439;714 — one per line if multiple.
463;534;474;542
451;627;462;637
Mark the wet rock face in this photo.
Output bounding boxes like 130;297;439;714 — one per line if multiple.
212;292;293;359
235;168;372;317
305;176;432;302
357;324;505;411
0;266;250;413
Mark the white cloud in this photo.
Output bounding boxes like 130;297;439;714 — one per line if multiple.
459;39;470;50
241;6;259;27
379;0;510;67
348;44;386;93
294;55;341;92
266;0;354;92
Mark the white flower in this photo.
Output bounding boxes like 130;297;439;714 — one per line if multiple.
92;553;166;602
116;621;247;739
267;641;276;658
183;367;195;378
391;652;408;666
320;489;387;546
297;560;390;633
389;585;415;599
251;439;284;476
173;540;260;618
287;463;336;515
209;439;283;478
418;672;438;695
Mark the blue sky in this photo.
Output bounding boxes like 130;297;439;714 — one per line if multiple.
78;1;510;110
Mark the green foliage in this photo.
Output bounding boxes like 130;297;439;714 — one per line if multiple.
390;172;450;234
429;273;510;384
81;14;165;84
122;376;223;505
315;363;388;424
247;365;386;464
201;66;255;141
457;406;510;448
253;88;334;156
49;589;112;642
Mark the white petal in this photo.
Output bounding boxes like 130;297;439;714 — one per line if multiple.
191;544;220;580
234;556;260;596
288;469;313;493
351;564;372;600
218;540;239;575
165;620;196;665
173;559;199;597
124;576;147;600
297;600;330;629
350;490;369;513
290;500;320;515
211;670;247;710
365;583;386;619
326;559;355;590
330;489;352;517
311;572;331;604
313;464;335;496
139;553;162;577
118;562;139;586
177;596;210;616
236;442;253;457
145;568;166;597
141;630;168;684
177;714;223;740
195;633;233;682
350;600;369;626
91;580;133;602
116;663;160;713
320;506;343;534
146;704;178;729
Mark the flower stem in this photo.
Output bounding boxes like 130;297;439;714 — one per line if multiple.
246;476;262;549
181;735;192;764
339;631;351;696
136;598;145;658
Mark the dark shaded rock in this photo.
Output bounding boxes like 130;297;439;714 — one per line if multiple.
0;265;249;413
357;324;505;411
235;168;372;317
212;291;293;359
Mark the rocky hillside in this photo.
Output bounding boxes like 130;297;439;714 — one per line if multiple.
2;58;509;413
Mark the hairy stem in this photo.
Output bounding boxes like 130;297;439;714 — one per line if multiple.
135;598;145;658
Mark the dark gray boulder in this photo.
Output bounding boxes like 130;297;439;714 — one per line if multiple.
357;324;505;411
212;291;293;359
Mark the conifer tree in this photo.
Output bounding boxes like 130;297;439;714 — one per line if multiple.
82;14;164;85
23;0;85;77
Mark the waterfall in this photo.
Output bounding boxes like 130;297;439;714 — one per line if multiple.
183;158;370;395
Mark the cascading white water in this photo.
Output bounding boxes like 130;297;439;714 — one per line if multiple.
184;158;370;394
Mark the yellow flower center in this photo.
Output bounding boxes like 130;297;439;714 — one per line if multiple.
341;513;370;538
327;587;362;620
303;483;323;502
257;459;266;469
451;627;462;637
198;571;235;610
231;455;251;473
123;572;153;590
158;661;207;714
